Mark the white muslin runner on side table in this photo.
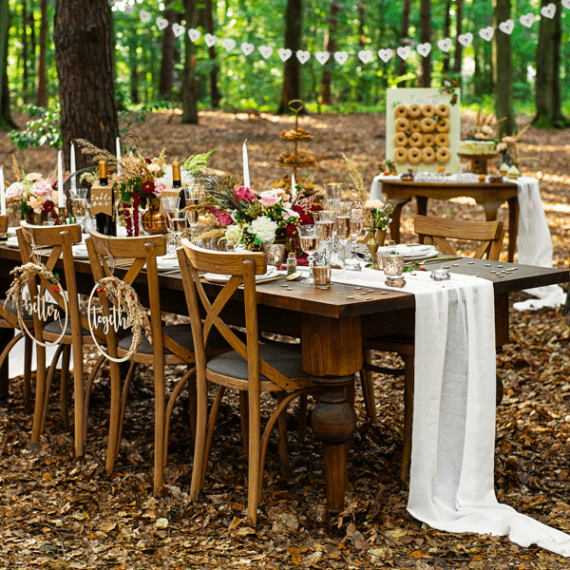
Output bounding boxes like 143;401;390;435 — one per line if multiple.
327;267;570;555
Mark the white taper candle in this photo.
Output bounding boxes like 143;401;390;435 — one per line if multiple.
116;137;122;176
70;142;76;193
58;151;65;207
242;140;250;189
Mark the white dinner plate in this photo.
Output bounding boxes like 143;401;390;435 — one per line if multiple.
6;236;19;247
377;244;437;260
72;244;89;259
156;256;180;270
204;266;278;284
7;227;17;236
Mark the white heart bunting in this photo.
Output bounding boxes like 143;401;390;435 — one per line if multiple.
378;48;393;63
416;43;432;57
278;48;292;62
241;42;255;56
123;4;135;15
205;33;218;48
358;50;373;64
296;50;310;64
172;24;184;38
541;3;556;18
315;51;330;65
563;0;570;9
188;29;201;43
499;19;515;35
457;33;473;47
519;13;535;27
259;46;273;59
396;46;411;61
479;27;494;42
139;10;151;24
156;17;169;31
437;38;452;53
223;38;236;51
334;51;348;65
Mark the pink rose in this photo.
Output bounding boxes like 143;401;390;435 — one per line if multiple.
155;182;166;195
31;180;52;196
209;208;233;226
260;190;280;207
6;182;24;198
234;186;256;203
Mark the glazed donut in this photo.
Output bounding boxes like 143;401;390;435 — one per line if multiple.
436;103;450;118
394;147;408;163
421;117;436;132
436;147;451;163
436;118;451;133
395;117;410;132
409;119;422;133
408;103;422;118
435;133;450;148
409;132;424;148
408;147;422;164
394;105;408;119
393;133;409;147
423;133;435;147
422;103;436;117
422;147;436;163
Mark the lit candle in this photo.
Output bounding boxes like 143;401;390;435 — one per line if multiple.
0;166;6;215
116;137;122;176
290;172;297;203
242;140;250;189
58;151;65;207
70;142;76;194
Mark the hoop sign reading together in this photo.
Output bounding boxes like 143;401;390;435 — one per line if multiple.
87;276;152;363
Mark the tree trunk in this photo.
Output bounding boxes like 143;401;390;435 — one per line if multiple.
182;0;198;124
0;0;16;130
320;1;340;105
277;0;303;114
23;0;29;100
205;0;221;108
442;0;451;75
419;0;431;87
159;8;176;100
453;0;463;73
398;0;411;77
493;0;516;136
534;0;567;128
54;0;119;169
36;0;48;107
130;29;139;105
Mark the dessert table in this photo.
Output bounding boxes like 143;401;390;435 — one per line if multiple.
0;242;568;526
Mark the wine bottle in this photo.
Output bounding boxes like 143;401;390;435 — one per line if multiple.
172;161;185;212
95;160;117;236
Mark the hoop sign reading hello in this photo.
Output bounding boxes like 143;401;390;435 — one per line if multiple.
87;276;152;363
6;263;69;348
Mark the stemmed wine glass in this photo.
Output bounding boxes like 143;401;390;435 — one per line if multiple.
171;212;187;250
325;182;342;202
346;208;364;271
162;196;179;256
298;225;321;284
183;185;201;238
335;202;353;280
312;210;336;266
71;188;90;232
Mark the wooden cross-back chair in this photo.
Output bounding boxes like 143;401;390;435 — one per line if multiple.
178;239;317;527
361;215;506;481
86;230;226;495
16;222;106;457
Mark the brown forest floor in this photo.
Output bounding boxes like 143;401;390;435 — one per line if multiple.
1;111;570;569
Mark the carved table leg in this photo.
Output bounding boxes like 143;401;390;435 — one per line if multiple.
507;197;519;263
311;375;357;517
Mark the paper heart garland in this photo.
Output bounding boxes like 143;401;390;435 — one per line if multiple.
156;17;169;31
458;33;473;47
316;51;330;65
188;29;201;43
139;10;151;24
541;3;556;18
358;50;373;64
378;49;393;63
223;38;236;51
519;13;534;27
123;4;135;15
563;0;570;9
334;51;348;65
259;46;273;59
396;46;411;61
278;48;292;62
172;24;184;38
205;34;217;48
296;50;310;64
241;43;255;56
416;43;432;57
499;19;514;35
479;27;494;42
437;38;452;53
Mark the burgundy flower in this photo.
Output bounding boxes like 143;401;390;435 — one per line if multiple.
43;200;55;213
142;181;155;194
145;158;152;164
285;224;298;238
234;186;256;203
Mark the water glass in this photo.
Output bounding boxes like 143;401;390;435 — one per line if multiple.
183;185;201;232
312;210;336;265
335;202;353;279
346;208;364;271
325;183;342;202
71;188;90;231
298;225;321;284
313;265;332;289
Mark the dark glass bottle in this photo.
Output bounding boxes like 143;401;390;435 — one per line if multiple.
95;160;117;236
173;161;185;212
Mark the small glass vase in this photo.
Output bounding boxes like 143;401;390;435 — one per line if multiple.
141;197;167;235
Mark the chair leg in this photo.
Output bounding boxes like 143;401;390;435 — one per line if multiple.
186;365;197;443
276;392;289;478
59;345;71;430
496;373;504;406
23;336;33;414
200;385;226;490
83;354;106;443
30;344;47;446
361;349;378;424
401;353;414;482
297;394;308;444
39;343;65;435
239;391;249;456
115;362;138;462
105;361;123;476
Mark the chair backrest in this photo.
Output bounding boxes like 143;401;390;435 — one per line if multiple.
177;239;302;391
414;215;505;260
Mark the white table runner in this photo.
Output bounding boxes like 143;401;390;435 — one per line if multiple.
329;268;570;555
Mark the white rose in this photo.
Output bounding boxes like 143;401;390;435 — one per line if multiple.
247;215;278;244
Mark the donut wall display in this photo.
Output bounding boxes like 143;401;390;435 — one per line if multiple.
386;88;460;174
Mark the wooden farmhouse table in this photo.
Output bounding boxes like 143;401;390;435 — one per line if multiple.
380;179;520;262
0;243;568;519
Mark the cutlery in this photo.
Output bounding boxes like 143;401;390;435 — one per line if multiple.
414;255;462;265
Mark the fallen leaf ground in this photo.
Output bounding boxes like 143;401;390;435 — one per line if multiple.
1;111;570;569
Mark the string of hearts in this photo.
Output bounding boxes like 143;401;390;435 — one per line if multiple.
109;0;565;65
